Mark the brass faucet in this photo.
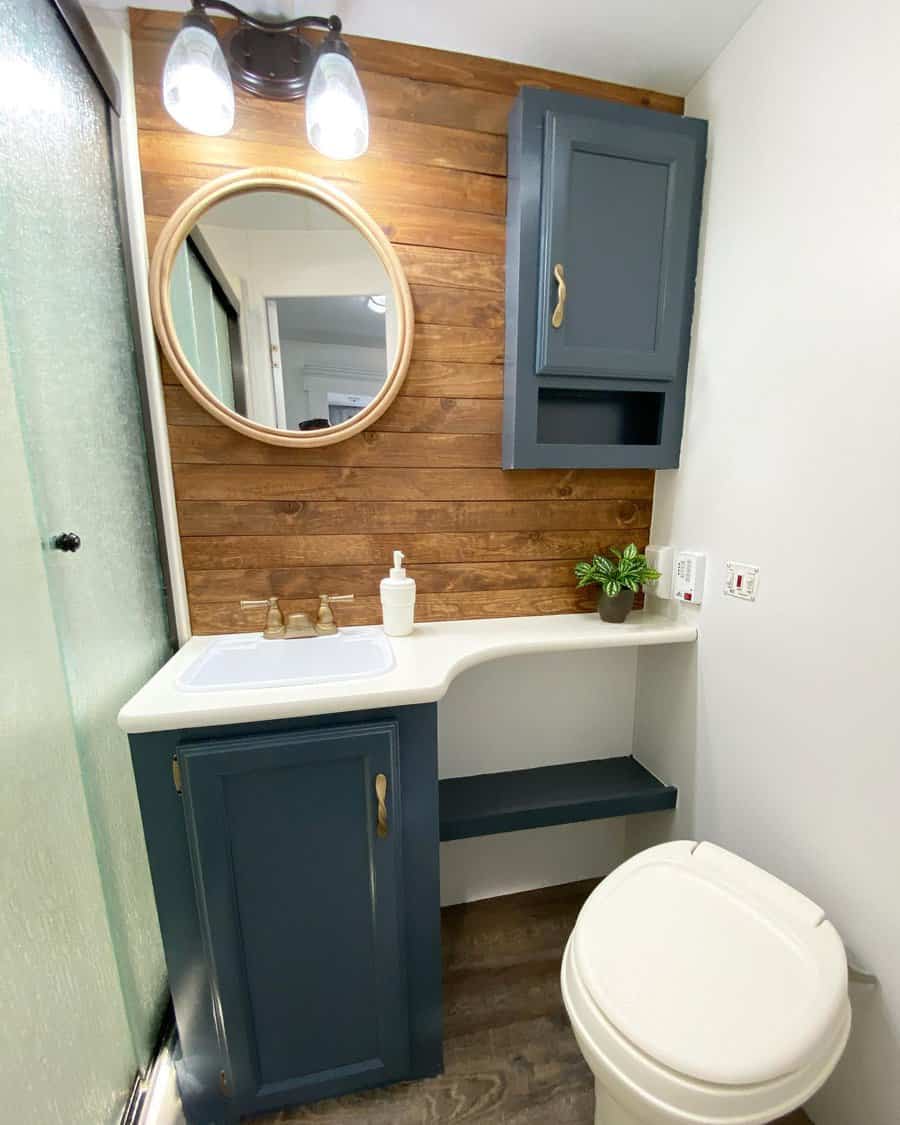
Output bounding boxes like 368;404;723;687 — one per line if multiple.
240;597;316;639
315;594;355;635
240;594;354;639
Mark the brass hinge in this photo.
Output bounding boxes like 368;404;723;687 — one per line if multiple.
171;754;182;795
219;1069;231;1098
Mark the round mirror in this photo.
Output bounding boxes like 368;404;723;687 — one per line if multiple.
150;169;413;446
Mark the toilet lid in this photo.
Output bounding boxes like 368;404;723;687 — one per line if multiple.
572;841;848;1086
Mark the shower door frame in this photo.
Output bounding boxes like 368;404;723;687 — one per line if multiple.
49;0;179;648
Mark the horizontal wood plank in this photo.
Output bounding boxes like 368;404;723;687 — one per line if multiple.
379;207;505;256
412;323;504;364
169;427;502;468
176;499;651;536
173;466;654;503
163;321;506;373
375;395;502;433
141;171;506;257
403;361;503;398
133;87;506;176
160;357;506;395
181;529;649;570
163;386;217;426
187;559;598;601
140;160;505;235
144;238;508;294
411;284;504;328
165;387;504;433
190;587;599;633
342;35;684;112
395;246;505;292
355;69;514;135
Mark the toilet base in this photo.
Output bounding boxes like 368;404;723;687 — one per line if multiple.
595;1083;646;1125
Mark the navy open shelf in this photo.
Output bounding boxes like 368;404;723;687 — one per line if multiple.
439;756;676;841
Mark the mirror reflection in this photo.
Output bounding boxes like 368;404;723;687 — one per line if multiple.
169;189;397;432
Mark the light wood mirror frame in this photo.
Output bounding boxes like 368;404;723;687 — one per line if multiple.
149;167;414;447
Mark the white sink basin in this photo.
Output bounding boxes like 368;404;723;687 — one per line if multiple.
176;628;395;692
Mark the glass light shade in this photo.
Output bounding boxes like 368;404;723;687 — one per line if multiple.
163;23;234;137
305;49;369;160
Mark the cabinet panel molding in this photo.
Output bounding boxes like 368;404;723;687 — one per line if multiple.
178;723;409;1107
129;705;441;1122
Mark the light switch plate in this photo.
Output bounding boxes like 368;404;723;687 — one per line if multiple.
673;551;706;605
724;561;760;601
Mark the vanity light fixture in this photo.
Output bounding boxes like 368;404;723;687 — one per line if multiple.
162;1;369;159
367;294;387;314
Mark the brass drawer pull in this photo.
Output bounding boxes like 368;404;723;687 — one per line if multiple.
375;773;389;838
551;263;567;328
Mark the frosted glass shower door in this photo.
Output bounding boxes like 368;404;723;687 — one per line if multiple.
0;0;172;1072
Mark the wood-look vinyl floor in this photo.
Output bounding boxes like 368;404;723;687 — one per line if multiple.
251;880;812;1125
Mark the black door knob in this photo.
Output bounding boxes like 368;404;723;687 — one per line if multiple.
51;532;81;552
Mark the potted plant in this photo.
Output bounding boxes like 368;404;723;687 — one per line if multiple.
574;543;661;623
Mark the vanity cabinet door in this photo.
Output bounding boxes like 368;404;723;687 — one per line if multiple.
178;720;410;1116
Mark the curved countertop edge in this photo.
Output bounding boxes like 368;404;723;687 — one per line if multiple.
118;611;698;735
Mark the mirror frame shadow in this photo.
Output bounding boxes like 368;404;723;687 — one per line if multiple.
149;166;415;447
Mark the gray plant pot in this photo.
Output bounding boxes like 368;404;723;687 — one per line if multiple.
598;588;636;623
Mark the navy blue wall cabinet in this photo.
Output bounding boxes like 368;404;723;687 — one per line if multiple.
504;88;707;469
129;706;441;1125
439;756;676;841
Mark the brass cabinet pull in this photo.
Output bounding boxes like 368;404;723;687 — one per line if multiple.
551;263;567;328
375;773;389;838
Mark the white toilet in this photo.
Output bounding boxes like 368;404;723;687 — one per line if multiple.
562;841;851;1125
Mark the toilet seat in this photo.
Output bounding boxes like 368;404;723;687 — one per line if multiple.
562;841;851;1124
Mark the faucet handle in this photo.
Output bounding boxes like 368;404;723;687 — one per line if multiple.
240;596;285;639
315;593;354;635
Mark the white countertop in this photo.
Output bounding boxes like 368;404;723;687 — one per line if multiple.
118;612;697;734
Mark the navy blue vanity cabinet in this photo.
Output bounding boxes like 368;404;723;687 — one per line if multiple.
504;87;707;469
129;705;442;1124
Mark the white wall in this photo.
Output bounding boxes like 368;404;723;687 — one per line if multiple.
199;224;391;428
440;648;637;904
631;2;900;1122
280;339;384;427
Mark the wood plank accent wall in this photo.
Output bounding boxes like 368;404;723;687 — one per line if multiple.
130;8;683;634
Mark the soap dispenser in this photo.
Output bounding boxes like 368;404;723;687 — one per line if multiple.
380;551;415;636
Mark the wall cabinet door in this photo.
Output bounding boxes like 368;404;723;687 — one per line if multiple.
504;88;707;470
536;110;702;382
179;721;410;1115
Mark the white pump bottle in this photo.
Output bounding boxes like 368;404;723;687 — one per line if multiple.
380;550;416;636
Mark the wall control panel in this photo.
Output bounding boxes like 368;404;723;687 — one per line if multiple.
724;561;760;601
673;551;706;604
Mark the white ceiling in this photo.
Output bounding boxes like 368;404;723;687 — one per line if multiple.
95;0;762;95
274;296;386;347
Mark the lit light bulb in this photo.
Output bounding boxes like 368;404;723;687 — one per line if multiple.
306;48;369;160
163;18;234;137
